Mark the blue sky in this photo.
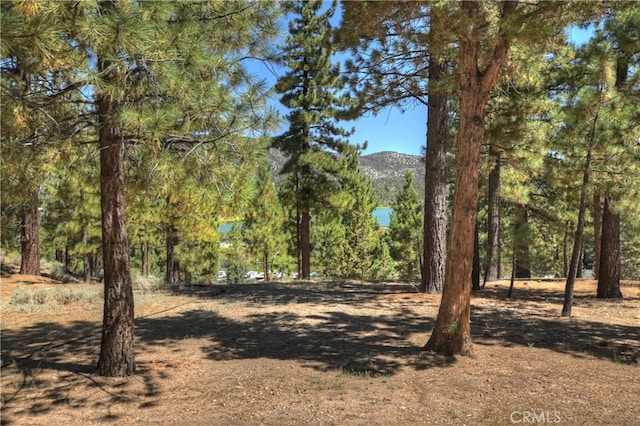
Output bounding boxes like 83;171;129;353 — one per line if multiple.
257;10;594;158
251;58;426;157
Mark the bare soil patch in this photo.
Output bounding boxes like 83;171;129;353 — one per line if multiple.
1;273;639;425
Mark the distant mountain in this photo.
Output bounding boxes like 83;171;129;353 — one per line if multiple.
268;149;425;206
360;151;425;205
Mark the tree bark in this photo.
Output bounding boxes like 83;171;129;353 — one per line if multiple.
485;144;501;282
300;206;311;280
593;192;602;279
263;250;270;282
561;146;593;317
83;227;91;283
96;107;136;375
472;221;481;291
141;243;150;277
166;225;180;285
64;241;71;272
55;248;64;264
424;0;514;356
96;14;136;375
597;196;622;298
20;190;40;276
514;206;531;278
420;57;448;294
562;221;570;278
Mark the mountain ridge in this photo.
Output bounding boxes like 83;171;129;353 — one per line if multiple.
268;149;425;205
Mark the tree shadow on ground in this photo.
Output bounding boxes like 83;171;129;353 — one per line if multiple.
150;280;455;372
2;280;637;424
0;320;164;424
135;307;448;377
472;282;640;363
170;280;422;307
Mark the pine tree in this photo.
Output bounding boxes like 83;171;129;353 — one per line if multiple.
595;7;639;298
339;2;451;293
0;1;82;275
338;149;388;280
64;0;280;376
558;15;639;313
41;143;102;282
243;164;287;281
273;0;356;280
388;171;424;280
424;1;588;356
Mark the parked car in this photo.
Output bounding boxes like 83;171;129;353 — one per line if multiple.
214;270;227;283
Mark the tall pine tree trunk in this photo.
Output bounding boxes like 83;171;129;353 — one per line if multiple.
96;11;135;375
96;98;136;376
562;221;570;278
83;227;91;283
424;0;513;356
20;190;40;276
561;146;593;317
597;196;622;298
263;250;270;282
472;221;481;291
420;57;448;294
485;144;501;282
141;243;150;277
300;206;311;280
55;248;64;264
593;192;603;279
424;85;486;356
595;54;628;290
166;225;180;285
514;206;531;278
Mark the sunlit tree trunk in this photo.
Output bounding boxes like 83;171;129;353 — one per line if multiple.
472;221;481;291
20;190;40;276
96;97;136;375
562;221;570;278
300;205;311;280
561;146;593;317
424;1;514;356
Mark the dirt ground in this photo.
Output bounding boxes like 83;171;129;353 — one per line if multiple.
1;269;639;425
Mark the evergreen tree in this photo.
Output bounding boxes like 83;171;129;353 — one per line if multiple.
423;1;587;356
557;13;639;312
41;143;102;282
338;149;389;280
273;0;356;280
388;171;424;280
595;7;639;297
0;1;83;275
243;164;287;281
312;209;347;279
5;0;282;376
339;2;452;293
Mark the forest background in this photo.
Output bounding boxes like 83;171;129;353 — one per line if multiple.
1;0;639;375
